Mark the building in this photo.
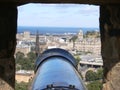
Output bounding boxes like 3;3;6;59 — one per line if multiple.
77;30;83;39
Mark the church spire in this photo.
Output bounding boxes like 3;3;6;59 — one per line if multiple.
35;30;40;57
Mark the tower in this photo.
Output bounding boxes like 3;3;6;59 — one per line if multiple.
35;30;40;57
78;30;83;39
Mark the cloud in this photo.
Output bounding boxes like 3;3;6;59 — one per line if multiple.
18;3;99;16
18;3;99;27
73;5;99;16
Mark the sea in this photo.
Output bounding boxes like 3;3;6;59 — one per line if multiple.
17;26;99;35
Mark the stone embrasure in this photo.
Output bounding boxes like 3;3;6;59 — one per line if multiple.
100;5;120;90
0;5;17;90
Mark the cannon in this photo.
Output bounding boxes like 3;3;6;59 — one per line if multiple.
31;48;86;90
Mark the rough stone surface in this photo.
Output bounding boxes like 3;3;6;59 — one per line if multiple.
0;5;17;90
0;58;15;90
1;0;120;6
100;5;120;90
0;2;119;90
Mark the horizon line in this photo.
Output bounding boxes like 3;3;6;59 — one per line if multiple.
18;25;99;28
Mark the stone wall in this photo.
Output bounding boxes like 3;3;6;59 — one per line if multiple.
0;5;17;90
0;2;120;90
100;5;120;90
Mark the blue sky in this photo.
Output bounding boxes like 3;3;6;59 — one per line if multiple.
18;3;99;28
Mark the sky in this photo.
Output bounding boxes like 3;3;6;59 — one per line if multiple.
18;3;99;28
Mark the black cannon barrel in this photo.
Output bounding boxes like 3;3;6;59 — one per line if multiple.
32;48;86;90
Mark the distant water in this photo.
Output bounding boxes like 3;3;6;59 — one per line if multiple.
17;26;99;34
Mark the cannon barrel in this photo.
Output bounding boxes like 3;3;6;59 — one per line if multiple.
32;48;86;90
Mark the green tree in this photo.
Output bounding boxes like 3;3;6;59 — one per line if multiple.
96;68;103;80
15;51;36;70
87;81;102;90
16;52;25;62
15;82;28;90
27;52;36;61
27;52;36;70
85;70;98;81
16;64;21;71
20;57;34;70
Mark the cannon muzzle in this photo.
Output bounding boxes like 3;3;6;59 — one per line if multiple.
31;48;86;90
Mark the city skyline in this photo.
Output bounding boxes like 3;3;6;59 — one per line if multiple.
18;3;99;28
